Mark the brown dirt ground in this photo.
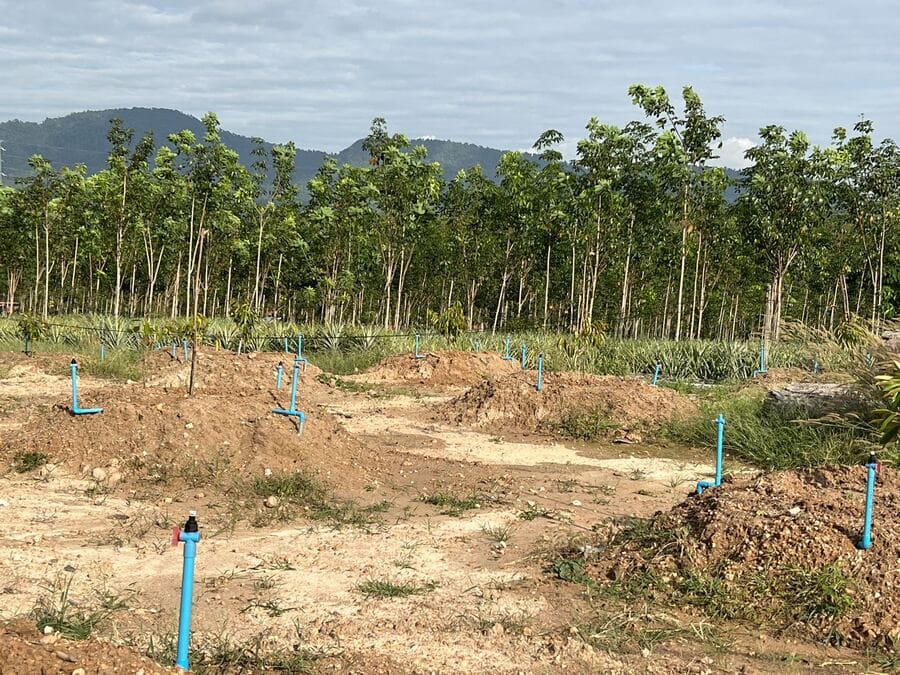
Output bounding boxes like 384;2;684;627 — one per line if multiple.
348;350;519;388
442;371;698;440
748;367;855;387
583;465;900;648
0;619;174;674
0;350;888;673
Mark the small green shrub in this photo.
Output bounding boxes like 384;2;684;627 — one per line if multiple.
13;451;48;473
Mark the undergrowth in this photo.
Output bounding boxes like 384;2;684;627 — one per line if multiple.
662;392;876;469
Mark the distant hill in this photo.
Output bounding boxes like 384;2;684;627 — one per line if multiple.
0;107;538;188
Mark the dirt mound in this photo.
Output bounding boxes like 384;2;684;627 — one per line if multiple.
584;466;900;647
0;620;173;674
749;366;854;387
142;349;322;393
444;371;697;439
0;370;378;492
350;350;520;389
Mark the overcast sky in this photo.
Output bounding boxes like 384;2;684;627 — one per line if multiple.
1;0;898;167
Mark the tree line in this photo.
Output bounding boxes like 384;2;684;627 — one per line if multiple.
0;84;897;341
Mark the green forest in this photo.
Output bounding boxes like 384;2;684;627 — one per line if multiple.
1;84;897;342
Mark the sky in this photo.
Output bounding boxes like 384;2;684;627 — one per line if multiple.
1;0;898;168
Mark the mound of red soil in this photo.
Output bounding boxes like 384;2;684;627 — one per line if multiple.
586;466;900;647
351;350;520;389
142;349;322;393
444;371;697;439
0;367;376;492
0;620;173;674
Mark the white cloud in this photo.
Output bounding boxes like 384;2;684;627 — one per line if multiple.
711;137;755;169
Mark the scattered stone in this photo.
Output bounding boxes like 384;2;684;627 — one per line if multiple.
42;626;54;635
265;495;280;508
91;467;107;482
571;500;582;507
185;422;194;429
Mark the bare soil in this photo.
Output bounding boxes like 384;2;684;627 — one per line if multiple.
0;349;889;673
442;371;698;441
348;350;519;389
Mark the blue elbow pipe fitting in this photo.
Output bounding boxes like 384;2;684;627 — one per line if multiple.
70;359;102;415
273;361;305;432
696;414;725;495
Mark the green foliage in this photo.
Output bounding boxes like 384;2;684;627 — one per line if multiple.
16;313;46;344
426;302;467;338
874;360;900;446
662;391;875;469
422;492;481;516
356;579;437;598
13;451;48;473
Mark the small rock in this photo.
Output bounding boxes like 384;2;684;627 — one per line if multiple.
641;647;651;658
53;650;75;663
107;471;123;487
91;467;107;482
72;669;86;675
164;497;173;504
265;495;280;508
196;492;205;499
40;633;59;645
571;500;582;507
185;422;194;430
788;506;802;516
0;499;8;507
43;625;54;635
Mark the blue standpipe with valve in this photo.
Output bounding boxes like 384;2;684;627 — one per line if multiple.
696;414;725;494
536;353;544;392
652;362;661;387
502;336;513;361
414;333;426;359
857;452;880;550
172;511;201;671
273;360;305;432
275;361;284;390
69;359;103;416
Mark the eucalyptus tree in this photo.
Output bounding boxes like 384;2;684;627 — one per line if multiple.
17;155;60;317
439;165;499;328
739;126;826;340
363;118;443;328
102;118;154;317
628;84;724;340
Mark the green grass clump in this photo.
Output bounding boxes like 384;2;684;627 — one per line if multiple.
13;451;48;473
555;408;622;441
31;576;131;640
662;392;871;469
356;579;437;598
422;492;480;516
143;630;316;673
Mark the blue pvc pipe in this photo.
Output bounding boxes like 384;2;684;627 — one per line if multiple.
70;361;102;415
171;342;177;359
100;344;105;361
503;336;513;360
520;343;527;369
296;333;303;359
813;360;820;375
276;362;283;390
857;455;878;550
652;362;661;386
283;337;289;354
182;339;189;362
415;334;425;359
474;340;481;352
697;414;725;494
175;514;201;671
759;343;766;373
273;361;306;432
536;353;543;392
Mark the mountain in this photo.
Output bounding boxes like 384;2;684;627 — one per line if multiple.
0;107;533;188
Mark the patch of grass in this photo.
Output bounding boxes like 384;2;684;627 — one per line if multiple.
662;392;871;469
356;579;437;598
12;451;48;473
422;492;480;516
481;524;512;544
313;349;387;376
72;349;146;382
778;563;856;621
31;576;131;641
316;373;370;393
241;597;293;617
555;408;622;441
466;608;532;635
612;517;687;560
143;629;317;673
518;504;552;521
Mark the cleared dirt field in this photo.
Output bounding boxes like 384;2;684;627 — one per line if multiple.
0;350;890;673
